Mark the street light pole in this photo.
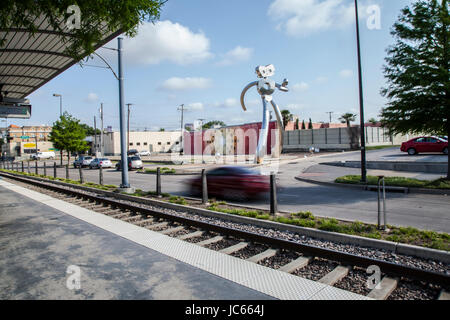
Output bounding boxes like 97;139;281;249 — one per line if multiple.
118;37;130;189
100;103;104;157
178;104;186;155
53;93;63;164
126;103;134;153
354;0;367;183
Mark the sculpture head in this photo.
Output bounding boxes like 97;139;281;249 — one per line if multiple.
255;64;275;79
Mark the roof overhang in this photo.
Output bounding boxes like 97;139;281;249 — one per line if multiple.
0;16;123;100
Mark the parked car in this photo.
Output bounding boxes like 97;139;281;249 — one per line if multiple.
188;166;269;201
138;150;151;156
31;152;55;160
89;158;113;169
400;136;448;155
127;149;139;156
115;156;143;171
73;155;94;168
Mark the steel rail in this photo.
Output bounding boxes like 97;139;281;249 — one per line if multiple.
1;171;449;286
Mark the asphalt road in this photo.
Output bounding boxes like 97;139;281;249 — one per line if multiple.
10;148;450;233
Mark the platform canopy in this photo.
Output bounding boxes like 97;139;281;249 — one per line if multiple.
0;16;122;100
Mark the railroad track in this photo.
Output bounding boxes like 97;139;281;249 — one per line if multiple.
1;171;449;300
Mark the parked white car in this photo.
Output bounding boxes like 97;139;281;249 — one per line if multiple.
31;152;55;160
89;158;113;169
138;150;151;156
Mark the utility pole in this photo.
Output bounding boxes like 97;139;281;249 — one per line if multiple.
126;103;134;153
354;0;367;183
100;103;104;157
178;104;186;155
326;111;334;124
94;116;97;156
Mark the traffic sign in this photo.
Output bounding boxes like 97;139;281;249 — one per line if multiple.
23;143;36;148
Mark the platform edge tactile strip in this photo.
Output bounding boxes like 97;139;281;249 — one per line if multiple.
0;180;371;300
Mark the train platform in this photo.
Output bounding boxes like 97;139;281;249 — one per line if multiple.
0;178;369;300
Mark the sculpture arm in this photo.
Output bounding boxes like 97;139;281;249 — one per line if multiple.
240;81;258;111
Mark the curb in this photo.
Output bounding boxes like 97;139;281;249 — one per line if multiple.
295;176;450;196
1;171;449;264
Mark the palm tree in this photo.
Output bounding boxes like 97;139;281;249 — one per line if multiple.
281;110;292;127
339;113;357;127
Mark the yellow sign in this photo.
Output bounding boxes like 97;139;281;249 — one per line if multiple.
23;143;36;148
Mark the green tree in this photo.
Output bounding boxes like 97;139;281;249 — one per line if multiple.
79;123;101;136
368;118;378;125
301;120;306;130
380;0;449;178
281;110;291;127
49;112;89;164
308;118;313;129
159;128;165;132
339;113;357;127
295;118;300;130
202;121;226;130
0;1;166;60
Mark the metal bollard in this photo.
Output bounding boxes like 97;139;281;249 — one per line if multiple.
79;166;84;183
43;162;47;176
201;169;208;204
99;166;103;185
54;162;57;178
66;164;69;180
377;176;386;230
156;167;161;197
35;161;38;174
270;173;278;215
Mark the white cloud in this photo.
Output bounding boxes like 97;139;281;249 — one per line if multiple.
268;0;363;37
217;46;253;66
214;98;239;108
340;69;353;78
285;103;305;110
187;102;204;111
85;93;99;103
118;21;213;65
292;82;310;92
159;77;212;91
315;76;328;84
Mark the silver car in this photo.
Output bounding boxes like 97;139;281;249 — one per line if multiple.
89;158;113;169
129;156;143;170
73;156;93;168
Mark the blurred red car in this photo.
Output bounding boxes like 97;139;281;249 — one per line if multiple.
189;166;269;201
400;136;448;155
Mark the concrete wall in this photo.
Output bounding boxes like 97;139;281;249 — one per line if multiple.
283;127;409;151
283;127;361;151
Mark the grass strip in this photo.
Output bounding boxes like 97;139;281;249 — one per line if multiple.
335;175;450;189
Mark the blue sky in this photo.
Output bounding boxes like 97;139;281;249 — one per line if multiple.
13;0;413;131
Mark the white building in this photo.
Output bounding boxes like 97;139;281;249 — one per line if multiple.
102;131;182;155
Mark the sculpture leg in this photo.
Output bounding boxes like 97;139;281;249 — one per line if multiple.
270;100;284;158
255;97;270;164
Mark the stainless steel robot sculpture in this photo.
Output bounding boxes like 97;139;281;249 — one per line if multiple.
240;64;288;164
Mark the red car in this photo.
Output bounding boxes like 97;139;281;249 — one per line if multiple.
400;136;448;155
189;166;269;201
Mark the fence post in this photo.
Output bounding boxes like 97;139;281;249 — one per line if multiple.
66;164;69;180
21;161;24;172
270;173;277;215
339;128;342;144
43;162;47;176
54;162;57;178
99;166;103;185
156;167;161;197
35;161;38;174
27;161;30;173
202;169;208;204
79;166;84;184
377;176;386;230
